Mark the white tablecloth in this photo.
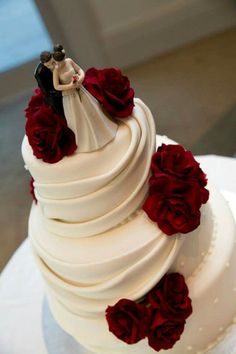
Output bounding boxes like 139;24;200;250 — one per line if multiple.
1;154;236;354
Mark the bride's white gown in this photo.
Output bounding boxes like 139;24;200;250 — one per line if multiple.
60;67;118;152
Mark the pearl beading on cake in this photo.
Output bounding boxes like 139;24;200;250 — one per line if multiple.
116;208;143;226
194;321;236;353
187;287;236;353
183;204;236;354
186;210;216;285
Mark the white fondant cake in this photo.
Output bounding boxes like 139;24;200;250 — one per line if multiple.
22;98;236;354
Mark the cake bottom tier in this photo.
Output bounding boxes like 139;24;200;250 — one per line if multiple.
31;186;236;354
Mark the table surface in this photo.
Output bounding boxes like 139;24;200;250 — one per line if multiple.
1;154;236;354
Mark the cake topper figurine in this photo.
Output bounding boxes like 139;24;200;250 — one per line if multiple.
51;44;118;152
34;51;64;117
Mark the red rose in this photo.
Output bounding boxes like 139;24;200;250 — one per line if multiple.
143;175;202;235
106;299;150;344
83;67;134;117
148;273;192;322
151;144;209;204
29;177;37;204
151;144;205;181
25;105;77;163
25;88;45;119
148;311;185;351
143;144;209;235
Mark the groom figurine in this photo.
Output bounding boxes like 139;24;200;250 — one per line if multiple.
34;51;65;117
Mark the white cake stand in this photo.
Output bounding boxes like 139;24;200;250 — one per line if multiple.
1;151;236;354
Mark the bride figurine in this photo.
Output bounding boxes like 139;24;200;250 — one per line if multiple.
52;44;118;152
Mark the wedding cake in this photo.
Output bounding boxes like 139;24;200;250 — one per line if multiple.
22;52;236;354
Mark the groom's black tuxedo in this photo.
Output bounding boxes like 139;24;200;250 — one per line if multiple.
34;63;65;117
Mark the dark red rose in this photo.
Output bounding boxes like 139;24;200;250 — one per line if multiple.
151;144;205;181
143;144;209;235
148;273;192;322
106;299;150;344
143;175;202;235
25;88;45;119
148;311;185;351
29;177;37;204
151;144;209;204
25;105;77;163
83;67;134;118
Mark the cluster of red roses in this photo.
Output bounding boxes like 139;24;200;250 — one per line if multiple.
83;67;134;118
143;144;209;235
106;273;192;352
25;88;77;163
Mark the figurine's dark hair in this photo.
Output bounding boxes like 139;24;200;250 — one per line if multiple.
40;51;52;63
53;44;64;52
52;44;65;61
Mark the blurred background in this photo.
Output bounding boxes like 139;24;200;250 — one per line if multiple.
0;0;236;272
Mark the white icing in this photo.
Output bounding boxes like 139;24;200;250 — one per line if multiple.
22;98;236;353
31;217;183;316
22;99;156;236
40;187;236;354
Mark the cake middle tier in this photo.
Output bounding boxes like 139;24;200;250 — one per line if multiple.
30;204;183;315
